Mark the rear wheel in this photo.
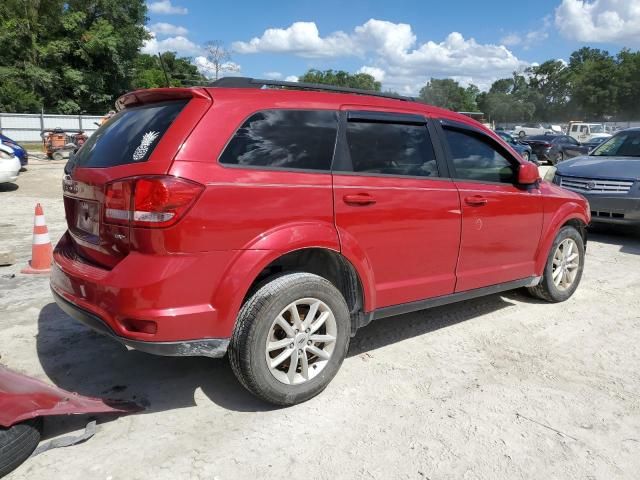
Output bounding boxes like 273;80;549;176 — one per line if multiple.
229;273;350;406
0;418;42;477
528;226;584;302
554;151;564;164
518;131;526;138
522;151;530;162
52;151;64;161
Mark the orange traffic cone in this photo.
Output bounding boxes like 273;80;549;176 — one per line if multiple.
21;203;53;274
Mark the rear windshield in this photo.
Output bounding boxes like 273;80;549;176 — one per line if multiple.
72;100;188;168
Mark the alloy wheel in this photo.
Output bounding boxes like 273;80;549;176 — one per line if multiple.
265;298;338;385
552;238;580;291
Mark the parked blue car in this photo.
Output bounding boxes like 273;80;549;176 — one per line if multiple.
495;130;536;164
0;134;28;167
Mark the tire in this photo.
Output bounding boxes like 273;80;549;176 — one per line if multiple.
0;418;42;478
229;273;351;406
522;151;530;162
518;131;526;138
555;151;564;164
52;151;64;161
527;226;585;303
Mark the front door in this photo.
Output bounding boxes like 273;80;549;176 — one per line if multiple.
333;111;461;309
438;121;544;292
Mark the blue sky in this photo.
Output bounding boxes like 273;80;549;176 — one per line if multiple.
143;0;640;93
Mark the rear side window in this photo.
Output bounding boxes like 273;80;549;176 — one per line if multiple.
345;122;438;177
219;110;338;171
73;100;188;168
443;128;515;184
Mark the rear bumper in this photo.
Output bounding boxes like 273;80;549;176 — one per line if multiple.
52;289;228;357
50;231;234;354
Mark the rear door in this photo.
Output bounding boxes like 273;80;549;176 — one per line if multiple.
63;89;211;267
563;135;589;158
333;110;461;309
437;120;543;292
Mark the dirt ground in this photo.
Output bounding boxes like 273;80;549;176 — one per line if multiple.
1;160;640;480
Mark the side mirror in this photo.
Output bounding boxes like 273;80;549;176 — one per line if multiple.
518;162;540;185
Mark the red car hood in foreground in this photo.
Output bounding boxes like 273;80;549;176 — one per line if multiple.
0;365;139;427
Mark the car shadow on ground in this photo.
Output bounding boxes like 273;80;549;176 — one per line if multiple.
0;183;19;192
37;292;518;422
588;224;640;256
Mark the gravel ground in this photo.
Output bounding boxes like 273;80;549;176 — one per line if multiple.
1;160;639;480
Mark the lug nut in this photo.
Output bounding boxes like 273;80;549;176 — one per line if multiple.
289;343;294;348
298;349;303;355
305;328;310;333
307;340;312;345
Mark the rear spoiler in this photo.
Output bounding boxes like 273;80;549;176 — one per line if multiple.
115;88;211;111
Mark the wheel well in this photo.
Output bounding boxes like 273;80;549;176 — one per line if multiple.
245;248;365;328
563;218;587;246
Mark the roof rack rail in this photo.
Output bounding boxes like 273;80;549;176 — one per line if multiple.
209;77;417;102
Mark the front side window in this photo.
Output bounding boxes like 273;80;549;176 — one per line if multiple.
443;128;515;184
219;110;338;170
345;121;438;177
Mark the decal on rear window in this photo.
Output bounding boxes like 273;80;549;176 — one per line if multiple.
133;131;160;161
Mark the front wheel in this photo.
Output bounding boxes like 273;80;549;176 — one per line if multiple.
229;273;350;406
522;151;530;162
527;226;585;302
518;131;526;138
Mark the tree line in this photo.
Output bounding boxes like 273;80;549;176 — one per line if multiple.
1;1;638;121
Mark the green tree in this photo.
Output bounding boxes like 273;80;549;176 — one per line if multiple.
0;0;148;113
616;49;640;120
567;47;619;119
132;52;207;89
418;78;478;111
299;69;381;91
526;60;571;121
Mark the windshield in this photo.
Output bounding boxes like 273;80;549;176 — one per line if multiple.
590;124;605;133
591;131;640;157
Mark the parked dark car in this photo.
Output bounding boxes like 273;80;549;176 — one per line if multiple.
522;134;589;165
495;131;534;163
0;133;28;167
581;136;608;151
551;128;640;225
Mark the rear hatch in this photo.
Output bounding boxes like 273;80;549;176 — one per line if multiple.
62;88;211;268
521;138;553;156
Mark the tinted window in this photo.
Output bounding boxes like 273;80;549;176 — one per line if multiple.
345;121;438;177
444;128;515;184
73;100;188;168
219;110;337;170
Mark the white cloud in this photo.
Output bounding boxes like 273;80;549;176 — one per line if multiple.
555;0;640;44
501;33;522;46
264;71;283;79
285;75;299;82
147;0;188;15
149;22;188;37
233;19;528;93
142;31;200;56
193;56;241;79
233;21;358;58
357;66;386;82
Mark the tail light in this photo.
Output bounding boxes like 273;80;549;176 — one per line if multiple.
104;176;204;228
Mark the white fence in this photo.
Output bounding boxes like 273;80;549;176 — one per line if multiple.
0;113;103;142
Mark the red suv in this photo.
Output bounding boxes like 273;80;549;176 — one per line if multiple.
51;78;590;405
